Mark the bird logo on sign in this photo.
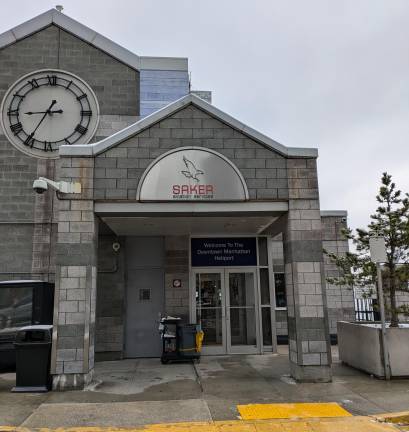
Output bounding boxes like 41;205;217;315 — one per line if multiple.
181;156;204;183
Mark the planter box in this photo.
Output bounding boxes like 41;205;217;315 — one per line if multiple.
337;321;409;378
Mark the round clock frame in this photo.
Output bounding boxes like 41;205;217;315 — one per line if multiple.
0;69;100;159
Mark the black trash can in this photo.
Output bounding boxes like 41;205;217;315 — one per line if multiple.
12;325;53;392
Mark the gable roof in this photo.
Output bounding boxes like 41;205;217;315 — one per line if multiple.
0;8;187;71
60;93;318;158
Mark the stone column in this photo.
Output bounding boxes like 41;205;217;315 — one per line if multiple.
50;156;98;390
284;158;332;382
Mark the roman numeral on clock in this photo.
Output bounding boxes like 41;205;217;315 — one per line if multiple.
10;122;23;134
76;93;88;101
7;109;19;116
47;75;57;86
81;110;92;117
28;78;39;89
24;134;35;148
44;141;53;152
75;124;88;135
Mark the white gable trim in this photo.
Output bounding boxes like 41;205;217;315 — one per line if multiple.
60;94;318;158
320;210;348;217
0;9;187;72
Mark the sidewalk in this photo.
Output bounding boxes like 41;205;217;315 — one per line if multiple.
1;347;409;428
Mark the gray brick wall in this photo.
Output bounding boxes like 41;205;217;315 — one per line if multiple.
164;236;190;320
94;104;288;200
322;215;355;335
95;234;125;359
0;24;139;281
52;156;97;389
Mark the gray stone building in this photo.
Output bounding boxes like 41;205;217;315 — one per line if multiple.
0;9;354;389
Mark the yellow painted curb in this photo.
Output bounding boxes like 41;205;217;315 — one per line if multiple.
237;402;352;420
0;417;402;432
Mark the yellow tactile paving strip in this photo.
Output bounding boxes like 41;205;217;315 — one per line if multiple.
237;402;352;420
0;417;402;432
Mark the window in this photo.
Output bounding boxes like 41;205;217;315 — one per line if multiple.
274;273;286;308
139;289;151;302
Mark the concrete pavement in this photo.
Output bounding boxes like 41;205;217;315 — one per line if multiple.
1;347;409;428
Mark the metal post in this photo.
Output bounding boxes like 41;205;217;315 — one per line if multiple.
376;263;391;380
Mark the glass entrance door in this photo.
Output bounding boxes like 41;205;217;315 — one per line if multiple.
195;272;226;355
226;269;258;354
193;269;260;355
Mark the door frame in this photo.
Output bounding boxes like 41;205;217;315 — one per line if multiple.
225;267;261;354
190;267;262;355
190;269;227;355
189;235;278;355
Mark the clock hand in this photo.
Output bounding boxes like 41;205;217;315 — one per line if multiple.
31;100;57;135
25;109;63;115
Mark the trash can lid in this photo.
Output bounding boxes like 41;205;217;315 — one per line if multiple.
15;325;53;343
18;325;53;331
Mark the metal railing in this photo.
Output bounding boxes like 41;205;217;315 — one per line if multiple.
355;298;380;321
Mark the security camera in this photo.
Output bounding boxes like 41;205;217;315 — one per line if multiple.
33;178;48;194
341;217;347;222
32;177;82;195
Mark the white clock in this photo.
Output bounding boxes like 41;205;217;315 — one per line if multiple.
0;69;99;159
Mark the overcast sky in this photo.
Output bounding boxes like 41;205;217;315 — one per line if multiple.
1;0;408;231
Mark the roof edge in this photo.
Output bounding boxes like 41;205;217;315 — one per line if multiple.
320;210;348;217
0;10;190;72
60;94;319;158
140;56;188;71
0;9;142;70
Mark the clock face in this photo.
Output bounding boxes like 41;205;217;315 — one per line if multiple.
0;69;99;159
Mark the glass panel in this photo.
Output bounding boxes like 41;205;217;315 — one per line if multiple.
258;237;268;266
274;273;287;308
230;308;256;346
229;273;255;307
198;308;223;346
261;307;272;345
0;287;33;331
195;273;223;347
259;268;270;305
196;273;222;308
228;272;256;347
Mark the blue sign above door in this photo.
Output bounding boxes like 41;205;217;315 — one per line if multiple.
191;237;257;267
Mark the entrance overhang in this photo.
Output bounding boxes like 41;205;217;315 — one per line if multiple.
95;201;288;236
95;201;288;217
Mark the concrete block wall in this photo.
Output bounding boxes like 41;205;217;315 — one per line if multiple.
321;215;355;335
95;234;125;359
51;156;97;389
396;291;409;320
275;310;288;337
0;124;38;281
164;236;190;320
0;24;139;282
94;104;288;200
284;158;332;381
